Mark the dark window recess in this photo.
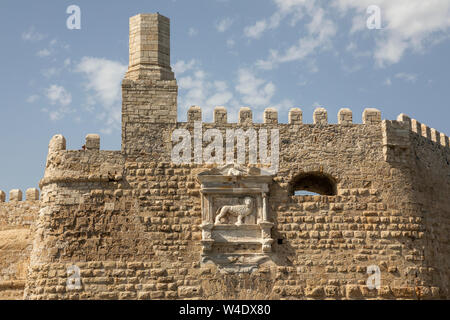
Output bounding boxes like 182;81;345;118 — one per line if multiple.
291;173;337;196
277;239;283;245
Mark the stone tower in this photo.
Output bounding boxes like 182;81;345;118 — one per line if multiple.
122;13;178;155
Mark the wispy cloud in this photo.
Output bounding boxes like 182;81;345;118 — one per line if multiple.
173;59;197;75
43;85;73;120
235;68;275;108
22;26;46;42
36;49;51;58
46;85;72;106
215;17;234;32
75;57;127;133
333;0;450;66
26;95;39;103
395;72;418;83
175;60;292;122
188;27;198;37
255;5;336;70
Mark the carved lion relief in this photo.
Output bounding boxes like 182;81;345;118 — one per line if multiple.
197;165;275;272
215;196;255;226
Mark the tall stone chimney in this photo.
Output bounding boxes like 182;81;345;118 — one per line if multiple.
125;13;175;80
122;13;178;155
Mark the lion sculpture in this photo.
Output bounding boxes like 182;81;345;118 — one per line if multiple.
215;197;254;226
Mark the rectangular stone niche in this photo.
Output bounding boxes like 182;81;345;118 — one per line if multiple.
197;165;274;272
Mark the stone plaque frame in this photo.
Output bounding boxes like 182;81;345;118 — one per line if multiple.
197;165;274;271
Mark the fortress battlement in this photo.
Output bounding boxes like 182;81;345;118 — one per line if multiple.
183;106;384;126
0;189;39;203
397;114;450;148
0;12;449;301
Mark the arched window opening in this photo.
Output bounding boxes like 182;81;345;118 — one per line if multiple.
291;173;337;196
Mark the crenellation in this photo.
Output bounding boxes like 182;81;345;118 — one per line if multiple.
26;188;39;201
401;117;450;148
288;108;302;124
214;106;227;124
264;108;278;124
363;108;381;124
397;113;411;124
239;107;252;125
430;129;440;143
338;108;353;125
188;106;202;122
85;134;100;151
0;191;5;202
48;134;66;153
441;133;449;148
421;124;431;139
9;189;22;202
313;108;328;125
411;119;421;134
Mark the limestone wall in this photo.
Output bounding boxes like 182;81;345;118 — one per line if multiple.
22;106;449;300
3;12;449;301
0;189;39;299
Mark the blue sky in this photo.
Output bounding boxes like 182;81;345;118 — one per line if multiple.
0;0;449;197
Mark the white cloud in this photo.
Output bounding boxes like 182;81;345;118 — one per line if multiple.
26;95;39;103
36;49;51;57
177;64;293;122
244;0;313;39
173;59;197;75
235;68;276;108
216;17;234;32
244;20;268;39
188;27;198;37
395;72;418;83
43;85;73;120
333;0;450;66
46;85;72;106
75;57;127;132
22;27;46;42
178;66;234;120
255;5;336;70
226;38;235;48
383;77;392;86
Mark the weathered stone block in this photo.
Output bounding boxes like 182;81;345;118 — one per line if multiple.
363;108;381;124
26;188;39;201
313;107;327;125
239;107;252;125
338;108;353;125
188;106;202;122
85;134;100;151
264;108;278;124
9;189;22;202
214;106;227;124
288;108;302;124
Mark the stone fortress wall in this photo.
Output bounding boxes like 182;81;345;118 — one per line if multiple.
0;13;449;300
0;190;39;299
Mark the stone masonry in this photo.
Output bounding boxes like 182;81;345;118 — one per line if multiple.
0;13;449;300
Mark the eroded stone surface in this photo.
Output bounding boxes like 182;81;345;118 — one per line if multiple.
0;12;449;301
